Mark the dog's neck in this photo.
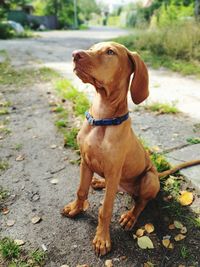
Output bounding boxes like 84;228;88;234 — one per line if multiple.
90;82;129;119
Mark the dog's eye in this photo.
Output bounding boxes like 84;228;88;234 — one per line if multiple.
107;49;115;55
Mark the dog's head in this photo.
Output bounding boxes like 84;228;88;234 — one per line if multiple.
72;42;149;104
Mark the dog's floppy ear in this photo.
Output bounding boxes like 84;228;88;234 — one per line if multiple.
128;51;149;104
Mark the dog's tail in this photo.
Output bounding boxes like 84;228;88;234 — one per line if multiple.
158;159;200;179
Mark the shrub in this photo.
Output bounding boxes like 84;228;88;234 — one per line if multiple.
0;22;15;39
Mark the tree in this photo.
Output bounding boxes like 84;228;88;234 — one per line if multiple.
78;0;100;22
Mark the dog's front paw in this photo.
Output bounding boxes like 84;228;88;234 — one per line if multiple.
61;199;89;218
119;211;136;230
92;231;111;256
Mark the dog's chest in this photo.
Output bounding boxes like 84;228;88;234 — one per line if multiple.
78;127;106;175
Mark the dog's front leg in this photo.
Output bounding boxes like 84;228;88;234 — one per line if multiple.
62;159;93;217
93;171;120;256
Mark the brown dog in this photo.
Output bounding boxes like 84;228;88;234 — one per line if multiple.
62;42;200;256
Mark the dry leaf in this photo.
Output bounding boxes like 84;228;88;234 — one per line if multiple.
137;236;154;249
41;244;48;251
76;265;89;267
105;259;113;267
178;191;193;206
180;226;187;234
31;216;41;224
14;239;25;246
16;155;25;161
136;228;145;237
174;220;184;229
60;265;70;267
50;144;57;149
133;234;137;239
2;207;9;215
6;219;15;227
145;223;154;233
174;234;186;241
168;224;175;230
162;239;174;249
50;179;58;184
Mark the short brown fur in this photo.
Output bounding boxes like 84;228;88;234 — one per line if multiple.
62;42;200;256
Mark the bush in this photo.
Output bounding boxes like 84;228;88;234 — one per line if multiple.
0;22;15;39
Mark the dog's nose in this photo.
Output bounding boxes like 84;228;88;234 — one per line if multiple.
72;50;85;62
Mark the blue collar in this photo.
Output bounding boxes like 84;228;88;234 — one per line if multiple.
85;111;129;126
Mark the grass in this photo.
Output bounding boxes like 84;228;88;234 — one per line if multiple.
0;186;9;201
0;108;9;115
0;238;46;267
150;152;171;172
56;79;90;116
113;21;200;77
0;159;9;172
64;128;79;150
0;59;60;87
144;102;179;114
186;137;200;144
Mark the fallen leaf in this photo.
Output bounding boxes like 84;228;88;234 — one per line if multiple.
50;179;58;184
16;155;25;161
2;207;9;215
120;255;127;261
60;265;70;267
144;223;154;233
137;236;154;249
174;234;186;241
174;220;184;229
14;239;25;246
180;226;187;234
178;191;193;206
105;259;113;267
76;265;89;267
41;244;47;251
50;144;57;149
133;234;137;239
162;239;174;249
136;228;145;237
168;224;175;230
6;219;15;227
31;216;41;224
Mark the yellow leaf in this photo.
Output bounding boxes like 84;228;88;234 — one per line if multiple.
162;239;174;249
137;236;154;249
144;223;154;233
136;228;145;237
143;261;154;267
178;191;193;206
180;226;187;234
174;234;186;241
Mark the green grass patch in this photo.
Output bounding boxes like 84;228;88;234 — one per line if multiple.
0;108;9;116
150;152;171;172
64;128;79;150
0;59;60;87
186;137;200;144
55;119;68;128
144;102;179;114
29;249;46;266
12;143;23;151
0;160;9;172
56;79;90;116
0;238;20;260
113;21;200;77
0;186;9;201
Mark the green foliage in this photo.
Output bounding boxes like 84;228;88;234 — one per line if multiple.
30;249;46;265
64;128;79;150
56;79;89;116
78;0;100;21
144;102;179;114
186;137;200;144
0;238;20;260
0;22;15;39
150;153;171;172
0;186;9;201
0;160;9;172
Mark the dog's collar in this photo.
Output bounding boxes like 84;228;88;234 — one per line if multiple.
85;111;129;126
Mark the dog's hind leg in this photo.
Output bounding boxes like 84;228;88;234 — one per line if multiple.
62;160;93;217
119;167;160;230
91;177;106;190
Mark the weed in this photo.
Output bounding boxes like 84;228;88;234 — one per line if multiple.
0;159;9;172
0;101;11;107
180;245;190;259
0;186;8;201
150;153;171;172
13;143;23;151
186;137;200;144
64;128;79;150
55;119;67;128
0;108;9;115
0;238;20;260
56;79;90;116
53;105;65;113
30;249;46;265
144;102;179;114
